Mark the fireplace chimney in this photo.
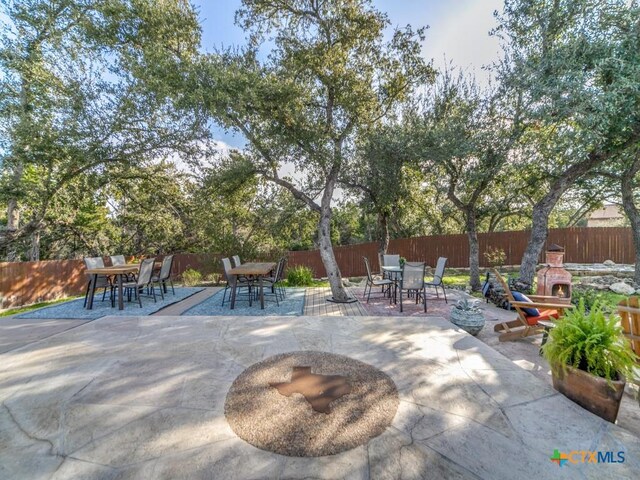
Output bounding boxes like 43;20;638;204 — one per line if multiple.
536;244;572;300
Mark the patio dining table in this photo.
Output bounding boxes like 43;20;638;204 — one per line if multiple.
228;262;276;310
85;265;139;311
381;265;402;303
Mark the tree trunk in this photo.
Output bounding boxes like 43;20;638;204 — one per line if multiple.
318;172;350;302
30;229;41;262
5;197;20;262
318;206;350;301
519;196;557;286
620;157;640;284
519;152;605;285
466;210;481;291
377;211;390;272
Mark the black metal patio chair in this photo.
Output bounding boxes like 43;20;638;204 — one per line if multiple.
151;254;175;298
83;256;112;307
425;257;448;303
397;262;427;313
363;256;395;303
121;258;157;308
221;257;254;307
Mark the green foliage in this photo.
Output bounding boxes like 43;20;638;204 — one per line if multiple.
570;288;626;315
286;265;314;287
181;268;202;286
0;0;206;259
484;247;506;268
442;274;471;288
542;300;638;383
204;273;222;285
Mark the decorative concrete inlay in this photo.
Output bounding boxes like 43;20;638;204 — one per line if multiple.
224;351;399;457
270;366;352;414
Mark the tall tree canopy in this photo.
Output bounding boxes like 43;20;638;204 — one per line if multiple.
198;0;434;301
495;0;640;285
0;0;206;260
412;71;522;290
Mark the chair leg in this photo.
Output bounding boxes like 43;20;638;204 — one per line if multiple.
157;282;164;300
170;279;175;294
442;285;448;303
84;281;91;307
423;287;427;312
400;290;403;312
221;285;228;306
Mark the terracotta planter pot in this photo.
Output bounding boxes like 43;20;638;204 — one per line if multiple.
551;365;625;423
450;308;485;336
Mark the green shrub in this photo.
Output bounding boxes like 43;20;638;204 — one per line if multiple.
205;272;222;285
181;268;203;286
571;288;625;314
484;246;506;267
542;299;638;382
286;265;314;286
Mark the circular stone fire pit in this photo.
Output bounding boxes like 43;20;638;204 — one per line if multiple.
224;351;399;457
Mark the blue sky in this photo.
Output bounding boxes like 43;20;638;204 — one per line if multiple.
192;0;504;147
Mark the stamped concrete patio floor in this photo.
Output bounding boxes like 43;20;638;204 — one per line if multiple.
1;315;638;479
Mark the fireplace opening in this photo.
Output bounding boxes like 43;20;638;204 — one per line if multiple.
551;283;570;298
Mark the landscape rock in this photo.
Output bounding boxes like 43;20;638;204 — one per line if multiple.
577;275;635;291
609;282;635;295
603;259;616;266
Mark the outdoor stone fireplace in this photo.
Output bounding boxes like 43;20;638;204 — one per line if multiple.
537;244;572;299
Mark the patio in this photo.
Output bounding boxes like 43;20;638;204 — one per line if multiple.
0;309;638;479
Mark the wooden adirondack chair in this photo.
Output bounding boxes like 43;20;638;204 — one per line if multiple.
492;269;573;342
617;297;640;384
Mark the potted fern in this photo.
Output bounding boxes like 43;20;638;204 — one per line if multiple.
541;300;638;423
450;298;485;336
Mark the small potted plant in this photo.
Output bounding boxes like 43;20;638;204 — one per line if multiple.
542;300;638;423
450;298;485;336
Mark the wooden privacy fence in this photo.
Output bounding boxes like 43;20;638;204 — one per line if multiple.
0;253;220;309
286;227;636;278
0;227;635;308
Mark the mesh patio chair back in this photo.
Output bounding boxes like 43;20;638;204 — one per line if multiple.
136;258;155;286
84;256;105;269
222;257;236;287
110;255;126;266
363;256;374;282
275;257;286;282
83;257;110;287
401;262;426;290
159;255;174;280
280;257;288;281
383;254;400;267
232;255;241;268
433;257;448;284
